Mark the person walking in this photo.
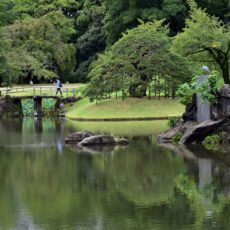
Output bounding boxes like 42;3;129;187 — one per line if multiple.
56;78;62;96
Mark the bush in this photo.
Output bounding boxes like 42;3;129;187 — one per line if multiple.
176;71;223;105
168;117;181;128
172;132;183;144
176;82;196;105
22;99;57;116
203;132;227;152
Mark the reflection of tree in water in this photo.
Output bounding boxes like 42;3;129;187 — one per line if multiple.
96;138;186;206
0;138;194;230
161;143;230;230
176;173;228;230
0;118;23;145
3;122;230;229
0;151;17;230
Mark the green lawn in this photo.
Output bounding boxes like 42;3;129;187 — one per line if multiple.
66;98;184;120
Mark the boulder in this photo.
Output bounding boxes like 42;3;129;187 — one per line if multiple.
115;138;130;145
220;84;230;97
211;85;230;119
65;131;94;144
0;96;23;117
78;135;116;146
180;118;228;145
182;94;197;122
157;121;194;144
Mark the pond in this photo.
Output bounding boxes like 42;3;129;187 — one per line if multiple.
0;118;230;230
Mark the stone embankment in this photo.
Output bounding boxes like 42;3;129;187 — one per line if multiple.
158;84;230;145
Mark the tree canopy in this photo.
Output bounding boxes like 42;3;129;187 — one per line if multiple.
173;0;230;83
86;20;191;100
0;0;230;86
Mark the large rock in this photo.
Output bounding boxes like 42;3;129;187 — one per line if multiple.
182;94;197;122
115;138;130;145
157;121;194;144
211;84;230;119
0;96;23;117
220;84;230;97
65;131;94;144
180;118;227;145
78;135;116;146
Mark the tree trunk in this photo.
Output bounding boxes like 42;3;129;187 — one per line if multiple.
221;62;230;84
128;83;147;97
148;81;151;100
172;84;176;99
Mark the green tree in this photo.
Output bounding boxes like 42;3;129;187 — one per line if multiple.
103;0;187;45
1;12;76;84
86;20;190;99
173;0;230;83
74;0;106;82
0;0;14;27
10;0;81;18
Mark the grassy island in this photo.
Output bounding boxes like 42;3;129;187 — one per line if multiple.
66;98;184;121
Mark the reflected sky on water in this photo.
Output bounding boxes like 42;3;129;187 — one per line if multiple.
0;118;230;230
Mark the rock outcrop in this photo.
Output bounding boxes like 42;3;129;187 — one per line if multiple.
180;119;228;145
182;94;197;122
65;131;93;144
115;138;130;146
211;85;230;120
65;132;129;151
158;85;230;146
0;96;23;117
157;121;194;144
78;135;116;146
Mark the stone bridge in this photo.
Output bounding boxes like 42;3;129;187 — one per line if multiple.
0;95;80;117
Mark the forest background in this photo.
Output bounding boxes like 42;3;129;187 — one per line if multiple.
0;0;230;98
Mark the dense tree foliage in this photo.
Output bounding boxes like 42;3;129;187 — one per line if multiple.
0;11;76;84
173;0;230;83
74;0;106;82
103;0;187;45
86;21;191;100
0;0;229;86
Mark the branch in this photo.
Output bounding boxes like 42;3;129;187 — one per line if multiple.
187;49;206;55
225;41;230;57
204;47;221;65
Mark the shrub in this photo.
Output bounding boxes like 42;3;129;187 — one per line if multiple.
203;132;227;152
176;71;223;105
172;132;183;144
168;117;181;128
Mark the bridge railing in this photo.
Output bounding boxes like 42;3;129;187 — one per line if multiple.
0;86;78;97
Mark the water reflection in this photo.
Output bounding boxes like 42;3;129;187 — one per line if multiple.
160;143;230;229
0;118;230;229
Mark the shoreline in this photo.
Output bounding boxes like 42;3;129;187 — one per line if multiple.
65;115;181;122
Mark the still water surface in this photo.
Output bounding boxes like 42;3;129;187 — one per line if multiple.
0;118;230;230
